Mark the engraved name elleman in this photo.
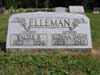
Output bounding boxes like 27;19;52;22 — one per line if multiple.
10;17;88;46
11;17;87;31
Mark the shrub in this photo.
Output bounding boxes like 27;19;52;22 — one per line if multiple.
26;9;34;12
19;8;25;13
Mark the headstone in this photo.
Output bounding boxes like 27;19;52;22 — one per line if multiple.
9;7;15;14
0;8;5;14
4;10;9;14
55;7;67;12
93;7;100;14
69;6;85;14
6;12;92;49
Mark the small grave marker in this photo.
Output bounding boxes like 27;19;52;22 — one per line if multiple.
55;7;66;12
93;7;100;14
69;6;85;14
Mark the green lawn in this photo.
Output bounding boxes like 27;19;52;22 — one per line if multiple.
0;52;100;75
0;14;10;42
87;13;100;49
0;13;100;49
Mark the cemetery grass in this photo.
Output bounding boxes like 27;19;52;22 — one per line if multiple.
0;14;10;42
0;52;100;75
0;13;100;75
87;13;100;49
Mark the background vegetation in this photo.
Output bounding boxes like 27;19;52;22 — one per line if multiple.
0;0;100;9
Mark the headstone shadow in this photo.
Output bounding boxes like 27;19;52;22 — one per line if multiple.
0;42;6;52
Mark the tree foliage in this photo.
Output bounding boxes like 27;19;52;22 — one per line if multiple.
1;0;100;9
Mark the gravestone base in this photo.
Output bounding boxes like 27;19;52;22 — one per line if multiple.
7;48;91;54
